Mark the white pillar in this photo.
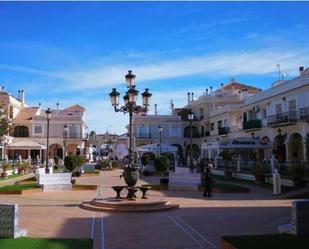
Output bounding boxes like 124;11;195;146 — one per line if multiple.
303;142;307;162
273;169;281;195
237;155;241;172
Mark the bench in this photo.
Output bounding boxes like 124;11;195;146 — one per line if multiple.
279;200;309;235
0;204;27;238
38;173;72;192
111;186;152;199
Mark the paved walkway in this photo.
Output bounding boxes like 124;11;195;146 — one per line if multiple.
0;169;293;249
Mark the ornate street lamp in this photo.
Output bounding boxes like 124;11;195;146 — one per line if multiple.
109;70;152;187
45;108;52;173
158;125;163;156
63;124;68;159
188;110;194;172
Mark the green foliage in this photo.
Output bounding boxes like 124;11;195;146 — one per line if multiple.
64;155;85;172
219;150;234;161
250;164;268;176
289;164;305;178
0;106;11;137
154;156;169;174
2;163;11;172
22;161;30;170
141;155;149;166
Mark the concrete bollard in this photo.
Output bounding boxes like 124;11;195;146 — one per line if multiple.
273;169;281;195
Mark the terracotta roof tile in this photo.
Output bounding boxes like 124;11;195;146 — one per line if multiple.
14;107;39;122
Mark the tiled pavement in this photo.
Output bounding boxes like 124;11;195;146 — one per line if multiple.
0;169;293;249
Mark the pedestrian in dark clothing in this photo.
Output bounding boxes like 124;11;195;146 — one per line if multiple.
203;166;213;197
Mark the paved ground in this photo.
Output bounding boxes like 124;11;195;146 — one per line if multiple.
0;169;293;249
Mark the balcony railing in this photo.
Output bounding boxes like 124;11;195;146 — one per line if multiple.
300;107;309;122
218;127;230;135
243;119;262;130
134;133;151;139
267;111;298;126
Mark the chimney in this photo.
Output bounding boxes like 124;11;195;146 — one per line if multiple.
187;92;190;104
18;90;21;100
56;102;59;115
221;83;224;88
191;92;194;101
241;88;248;99
21;90;25;104
170;100;174;114
206;89;208;96
1;86;4;92
38;102;41;108
210;86;213;94
154;104;158;115
299;66;304;76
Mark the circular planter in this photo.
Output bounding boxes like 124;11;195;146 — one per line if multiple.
160;178;169;185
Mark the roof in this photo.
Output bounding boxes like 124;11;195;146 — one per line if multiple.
8;140;46;150
14;107;39;122
64;105;85;112
222;81;262;93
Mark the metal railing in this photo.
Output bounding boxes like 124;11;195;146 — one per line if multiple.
218;127;230;135
243;119;262;130
134;133;152;139
267;111;298;126
299;107;309;122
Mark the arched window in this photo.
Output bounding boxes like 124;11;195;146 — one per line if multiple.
13;126;29;137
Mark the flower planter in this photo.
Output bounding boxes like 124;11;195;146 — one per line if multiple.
254;174;265;184
1;172;7;178
123;168;139;187
18;168;25;174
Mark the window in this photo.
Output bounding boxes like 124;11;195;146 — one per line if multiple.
13;126;29;137
210;123;214;131
34;125;42;134
217;120;222;128
288;100;296;112
276;104;282;114
262;108;267;119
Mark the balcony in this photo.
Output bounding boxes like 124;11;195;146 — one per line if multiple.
218;127;230;135
267;111;298;126
243;119;262;130
135;133;151;139
300;107;309;122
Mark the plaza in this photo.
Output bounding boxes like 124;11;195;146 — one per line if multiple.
1;2;309;249
0;169;293;249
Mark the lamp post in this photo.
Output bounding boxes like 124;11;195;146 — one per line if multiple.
45;108;52;173
109;70;152;187
188;110;194;172
63;124;68;159
158;125;163;156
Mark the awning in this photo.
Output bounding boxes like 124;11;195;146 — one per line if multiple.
137;143;178;152
8;141;46;150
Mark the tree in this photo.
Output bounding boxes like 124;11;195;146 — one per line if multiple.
154;156;169;175
0;106;11;139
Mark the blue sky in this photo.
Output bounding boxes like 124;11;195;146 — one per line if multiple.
1;1;309;134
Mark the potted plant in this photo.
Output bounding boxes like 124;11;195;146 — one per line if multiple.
219;150;233;178
250;164;268;183
64;155;85;177
1;163;10;178
154;156;169;184
289;164;306;189
22;161;30;174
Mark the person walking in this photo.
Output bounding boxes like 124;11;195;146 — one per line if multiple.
203;165;213;197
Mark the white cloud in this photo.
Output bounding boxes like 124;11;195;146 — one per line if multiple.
2;48;308;92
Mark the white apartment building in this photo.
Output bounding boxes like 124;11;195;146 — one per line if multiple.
131;66;309;164
0;87;87;161
202;66;309;163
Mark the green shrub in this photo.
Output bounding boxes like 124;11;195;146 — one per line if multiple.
250;164;268;176
289;164;305;178
64;155;85;172
2;163;11;172
154;156;169;174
